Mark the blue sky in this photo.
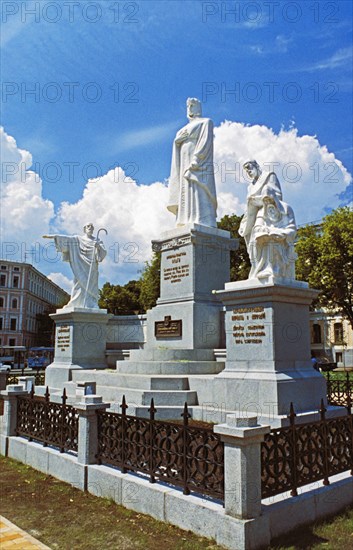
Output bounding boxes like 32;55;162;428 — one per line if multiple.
1;0;352;288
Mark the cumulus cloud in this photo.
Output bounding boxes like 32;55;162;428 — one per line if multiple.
0;127;54;252
54;167;173;284
1;123;351;287
47;272;72;294
214;121;352;225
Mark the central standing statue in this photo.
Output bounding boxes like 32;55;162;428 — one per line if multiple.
167;98;217;227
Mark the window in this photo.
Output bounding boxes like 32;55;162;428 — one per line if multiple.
312;324;321;344
14;267;20;271
0;275;6;286
9;338;16;346
336;352;343;363
1;265;6;270
334;322;344;344
0;297;3;307
12;298;18;309
0;318;3;330
10;318;17;331
13;276;19;288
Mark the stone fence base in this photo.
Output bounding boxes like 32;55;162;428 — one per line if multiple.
1;434;352;550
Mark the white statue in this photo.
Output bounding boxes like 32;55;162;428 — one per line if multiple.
239;161;297;280
43;223;107;309
167;98;217;227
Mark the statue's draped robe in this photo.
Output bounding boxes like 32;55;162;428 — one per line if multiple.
239;172;297;279
168;117;217;227
54;235;106;308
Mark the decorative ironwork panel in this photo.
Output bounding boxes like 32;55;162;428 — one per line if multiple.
327;377;353;408
6;369;46;387
262;412;353;499
16;394;78;453
326;415;353;477
185;425;224;498
96;402;224;500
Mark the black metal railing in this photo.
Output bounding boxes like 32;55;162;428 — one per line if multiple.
96;397;224;500
6;369;46;387
326;371;353;408
261;400;353;499
16;387;78;453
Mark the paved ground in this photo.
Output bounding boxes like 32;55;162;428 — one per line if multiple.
0;516;51;549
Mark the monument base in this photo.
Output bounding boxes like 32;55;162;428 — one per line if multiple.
214;278;330;425
45;308;113;389
147;223;236;349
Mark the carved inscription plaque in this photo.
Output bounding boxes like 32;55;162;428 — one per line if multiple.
231;306;266;345
57;325;71;351
163;252;190;283
155;316;182;338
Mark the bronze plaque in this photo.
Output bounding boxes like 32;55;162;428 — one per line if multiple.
155;316;182;338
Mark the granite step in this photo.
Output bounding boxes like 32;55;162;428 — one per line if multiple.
129;349;215;361
115;361;224;375
90;385;198;407
71;370;190;390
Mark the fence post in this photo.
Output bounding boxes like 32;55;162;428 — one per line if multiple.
75;395;110;465
0;385;28;441
214;414;270;520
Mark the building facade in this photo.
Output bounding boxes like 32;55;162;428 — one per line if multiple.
0;260;69;348
310;309;353;368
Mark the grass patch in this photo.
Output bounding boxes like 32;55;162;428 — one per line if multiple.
1;456;352;549
270;507;353;550
0;456;224;550
323;370;353;381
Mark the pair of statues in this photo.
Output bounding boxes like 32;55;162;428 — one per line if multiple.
168;98;297;281
45;98;297;310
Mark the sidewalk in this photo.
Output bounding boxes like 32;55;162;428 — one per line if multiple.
0;516;51;549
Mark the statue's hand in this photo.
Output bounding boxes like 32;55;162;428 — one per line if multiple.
175;129;189;143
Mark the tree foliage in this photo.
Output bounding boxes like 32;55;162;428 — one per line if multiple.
139;252;161;311
217;214;250;281
295;207;353;328
98;280;143;314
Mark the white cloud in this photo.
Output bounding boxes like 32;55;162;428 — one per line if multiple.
214;121;352;225
296;46;353;72
113;121;179;152
54;167;173;284
1;124;351;287
0;127;54;253
47;272;72;294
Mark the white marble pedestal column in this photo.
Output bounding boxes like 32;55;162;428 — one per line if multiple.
45;308;113;390
214;278;341;426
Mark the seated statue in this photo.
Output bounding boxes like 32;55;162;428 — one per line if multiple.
239;161;297;280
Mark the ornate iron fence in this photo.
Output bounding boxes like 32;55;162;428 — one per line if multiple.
96;397;224;500
16;387;78;453
261;400;353;499
326;371;353;408
6;369;46;386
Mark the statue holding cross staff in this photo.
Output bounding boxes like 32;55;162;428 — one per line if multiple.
43;223;107;310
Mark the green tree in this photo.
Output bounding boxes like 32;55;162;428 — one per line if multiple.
139;252;161;311
296;207;353;328
217;214;250;281
99;281;142;314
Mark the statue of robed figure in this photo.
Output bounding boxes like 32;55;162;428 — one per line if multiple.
167;98;217;227
43;223;107;309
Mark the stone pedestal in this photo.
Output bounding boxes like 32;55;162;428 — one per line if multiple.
214;277;331;426
45;308;113;389
146;223;237;350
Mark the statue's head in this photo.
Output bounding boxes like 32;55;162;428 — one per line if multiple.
243;160;261;182
83;222;94;236
187;97;202;119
